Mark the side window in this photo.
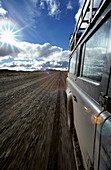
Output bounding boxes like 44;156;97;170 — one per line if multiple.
82;17;111;82
108;17;111;62
69;52;76;74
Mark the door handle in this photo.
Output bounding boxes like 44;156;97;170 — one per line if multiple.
73;95;77;102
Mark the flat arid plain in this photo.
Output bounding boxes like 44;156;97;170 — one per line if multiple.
0;70;76;170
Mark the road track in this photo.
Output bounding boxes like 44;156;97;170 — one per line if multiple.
0;71;76;170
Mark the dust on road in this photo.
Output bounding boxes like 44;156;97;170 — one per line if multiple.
0;71;76;170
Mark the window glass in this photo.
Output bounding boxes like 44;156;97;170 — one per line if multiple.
82;17;111;81
108;18;111;59
69;52;76;74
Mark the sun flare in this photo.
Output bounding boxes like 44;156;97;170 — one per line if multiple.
0;29;16;45
0;19;21;47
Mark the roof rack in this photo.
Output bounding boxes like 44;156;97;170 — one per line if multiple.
69;0;105;51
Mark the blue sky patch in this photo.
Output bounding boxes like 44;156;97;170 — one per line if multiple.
0;0;81;71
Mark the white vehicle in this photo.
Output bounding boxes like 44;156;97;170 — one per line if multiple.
66;0;111;169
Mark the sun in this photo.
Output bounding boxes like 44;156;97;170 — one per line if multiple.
0;19;21;47
0;29;16;45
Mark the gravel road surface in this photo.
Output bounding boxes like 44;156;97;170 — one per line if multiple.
0;71;76;170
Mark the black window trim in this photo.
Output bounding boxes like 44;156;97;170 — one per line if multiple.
80;43;86;77
69;50;77;75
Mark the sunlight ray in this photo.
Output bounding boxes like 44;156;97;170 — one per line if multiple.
0;19;22;47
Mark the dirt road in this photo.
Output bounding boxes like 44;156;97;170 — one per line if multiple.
0;71;76;170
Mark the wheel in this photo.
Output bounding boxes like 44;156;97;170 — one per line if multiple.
67;97;74;134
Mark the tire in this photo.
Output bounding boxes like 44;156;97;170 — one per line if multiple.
67;97;74;134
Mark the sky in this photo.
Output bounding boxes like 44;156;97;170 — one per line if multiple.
0;0;83;71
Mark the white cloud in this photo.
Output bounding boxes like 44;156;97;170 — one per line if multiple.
0;41;70;70
0;7;7;16
40;0;61;17
75;8;81;23
0;45;20;57
40;1;45;9
0;59;68;71
0;60;43;71
0;1;8;16
78;0;84;7
67;1;73;10
0;56;12;62
7;41;70;62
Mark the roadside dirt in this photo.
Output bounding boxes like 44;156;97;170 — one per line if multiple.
0;71;76;170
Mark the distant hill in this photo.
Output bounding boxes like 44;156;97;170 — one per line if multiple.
0;69;18;73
